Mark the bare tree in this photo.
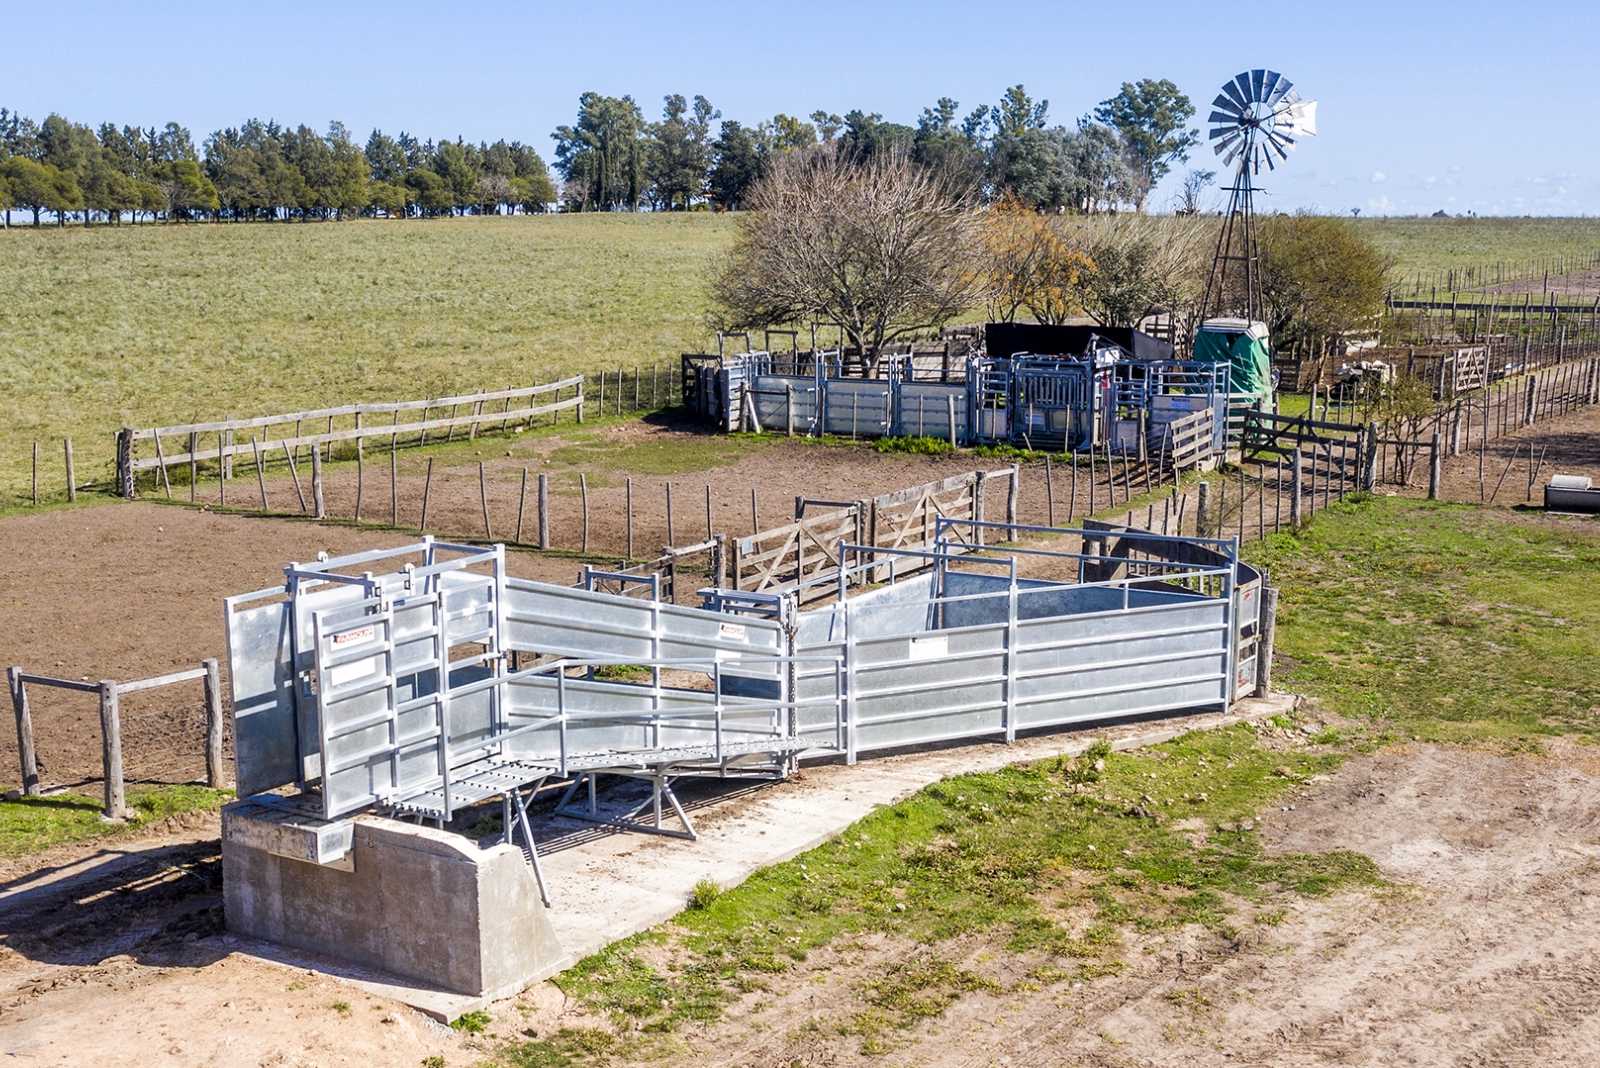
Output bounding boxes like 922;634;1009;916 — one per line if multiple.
1173;169;1215;215
711;147;984;373
1060;214;1212;327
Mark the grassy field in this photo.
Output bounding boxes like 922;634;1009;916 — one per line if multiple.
5;213;1599;502
1357;216;1600;287
478;495;1600;1065
0;214;738;501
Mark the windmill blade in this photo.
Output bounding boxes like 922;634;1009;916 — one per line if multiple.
1210;123;1242;141
1250;69;1267;101
1212;130;1243;156
1211;93;1244;117
1266;75;1294;106
1221;79;1249;112
1263;130;1292;160
1209;112;1245;129
1222;139;1245;167
1261;70;1284;104
1233;73;1255;107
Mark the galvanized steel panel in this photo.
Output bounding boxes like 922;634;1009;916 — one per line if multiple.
225;594;299;798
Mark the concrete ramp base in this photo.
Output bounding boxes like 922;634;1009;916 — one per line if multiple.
222;806;568;1019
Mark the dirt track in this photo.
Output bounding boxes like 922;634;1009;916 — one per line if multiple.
3;740;1598;1066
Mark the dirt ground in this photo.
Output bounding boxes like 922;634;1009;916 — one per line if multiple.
0;504;589;786
1428;402;1600;508
240;416;1119;554
1478;271;1600;299
3;739;1598;1066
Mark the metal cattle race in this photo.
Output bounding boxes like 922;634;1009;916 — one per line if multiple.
225;526;1264;905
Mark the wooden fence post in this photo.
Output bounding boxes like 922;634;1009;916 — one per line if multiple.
251;437;269;511
479;462;493;538
580;473;590;552
1428;432;1442;500
8;667;39;796
1196;481;1211;537
537;472;550;549
1289;449;1304;528
946;396;958;448
419;458;434;531
1524;378;1537;426
115;427;135;498
1006;465;1019;531
1045;456;1056;526
310;444;326;519
354;434;364;521
63;438;76;502
1361;423;1378;492
202;657;224;788
98;680;127;819
32;441;39;505
626;477;635;558
515;468;529;543
1254;586;1279;698
666;482;676;545
390;440;399;526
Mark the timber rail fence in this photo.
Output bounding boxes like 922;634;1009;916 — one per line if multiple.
8;659;225;818
115;376;585;499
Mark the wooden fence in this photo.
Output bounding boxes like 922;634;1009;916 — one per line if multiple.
731;468;1020;602
115;376;585;498
8;659;224;816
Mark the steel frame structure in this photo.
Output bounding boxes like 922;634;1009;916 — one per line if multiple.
226;524;1262;907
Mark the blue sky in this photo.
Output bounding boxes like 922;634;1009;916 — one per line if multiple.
5;0;1596;215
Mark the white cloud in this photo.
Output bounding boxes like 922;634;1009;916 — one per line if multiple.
1367;194;1395;214
1370;170;1388;184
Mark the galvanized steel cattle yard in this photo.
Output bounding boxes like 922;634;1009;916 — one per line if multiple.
219;504;1271;998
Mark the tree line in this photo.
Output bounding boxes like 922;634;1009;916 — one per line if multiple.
0;111;558;226
552;80;1205;214
0;77;1208;227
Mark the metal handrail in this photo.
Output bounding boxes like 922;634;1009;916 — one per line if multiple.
415;653;845;815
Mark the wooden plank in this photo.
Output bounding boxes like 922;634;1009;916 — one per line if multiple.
116;666;208;695
15;673;102;693
129;395;584;471
130;377;584;439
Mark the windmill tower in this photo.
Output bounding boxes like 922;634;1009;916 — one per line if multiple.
1199;70;1318;321
1194;70;1318;402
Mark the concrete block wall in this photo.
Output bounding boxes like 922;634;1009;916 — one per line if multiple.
222;802;567;998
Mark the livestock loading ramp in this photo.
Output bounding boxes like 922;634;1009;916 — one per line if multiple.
226;527;1260;847
222;527;1268;996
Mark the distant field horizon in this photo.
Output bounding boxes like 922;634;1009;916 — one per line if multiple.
4;212;1600;502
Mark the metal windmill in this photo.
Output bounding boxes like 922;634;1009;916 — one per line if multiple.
1198;70;1318;324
